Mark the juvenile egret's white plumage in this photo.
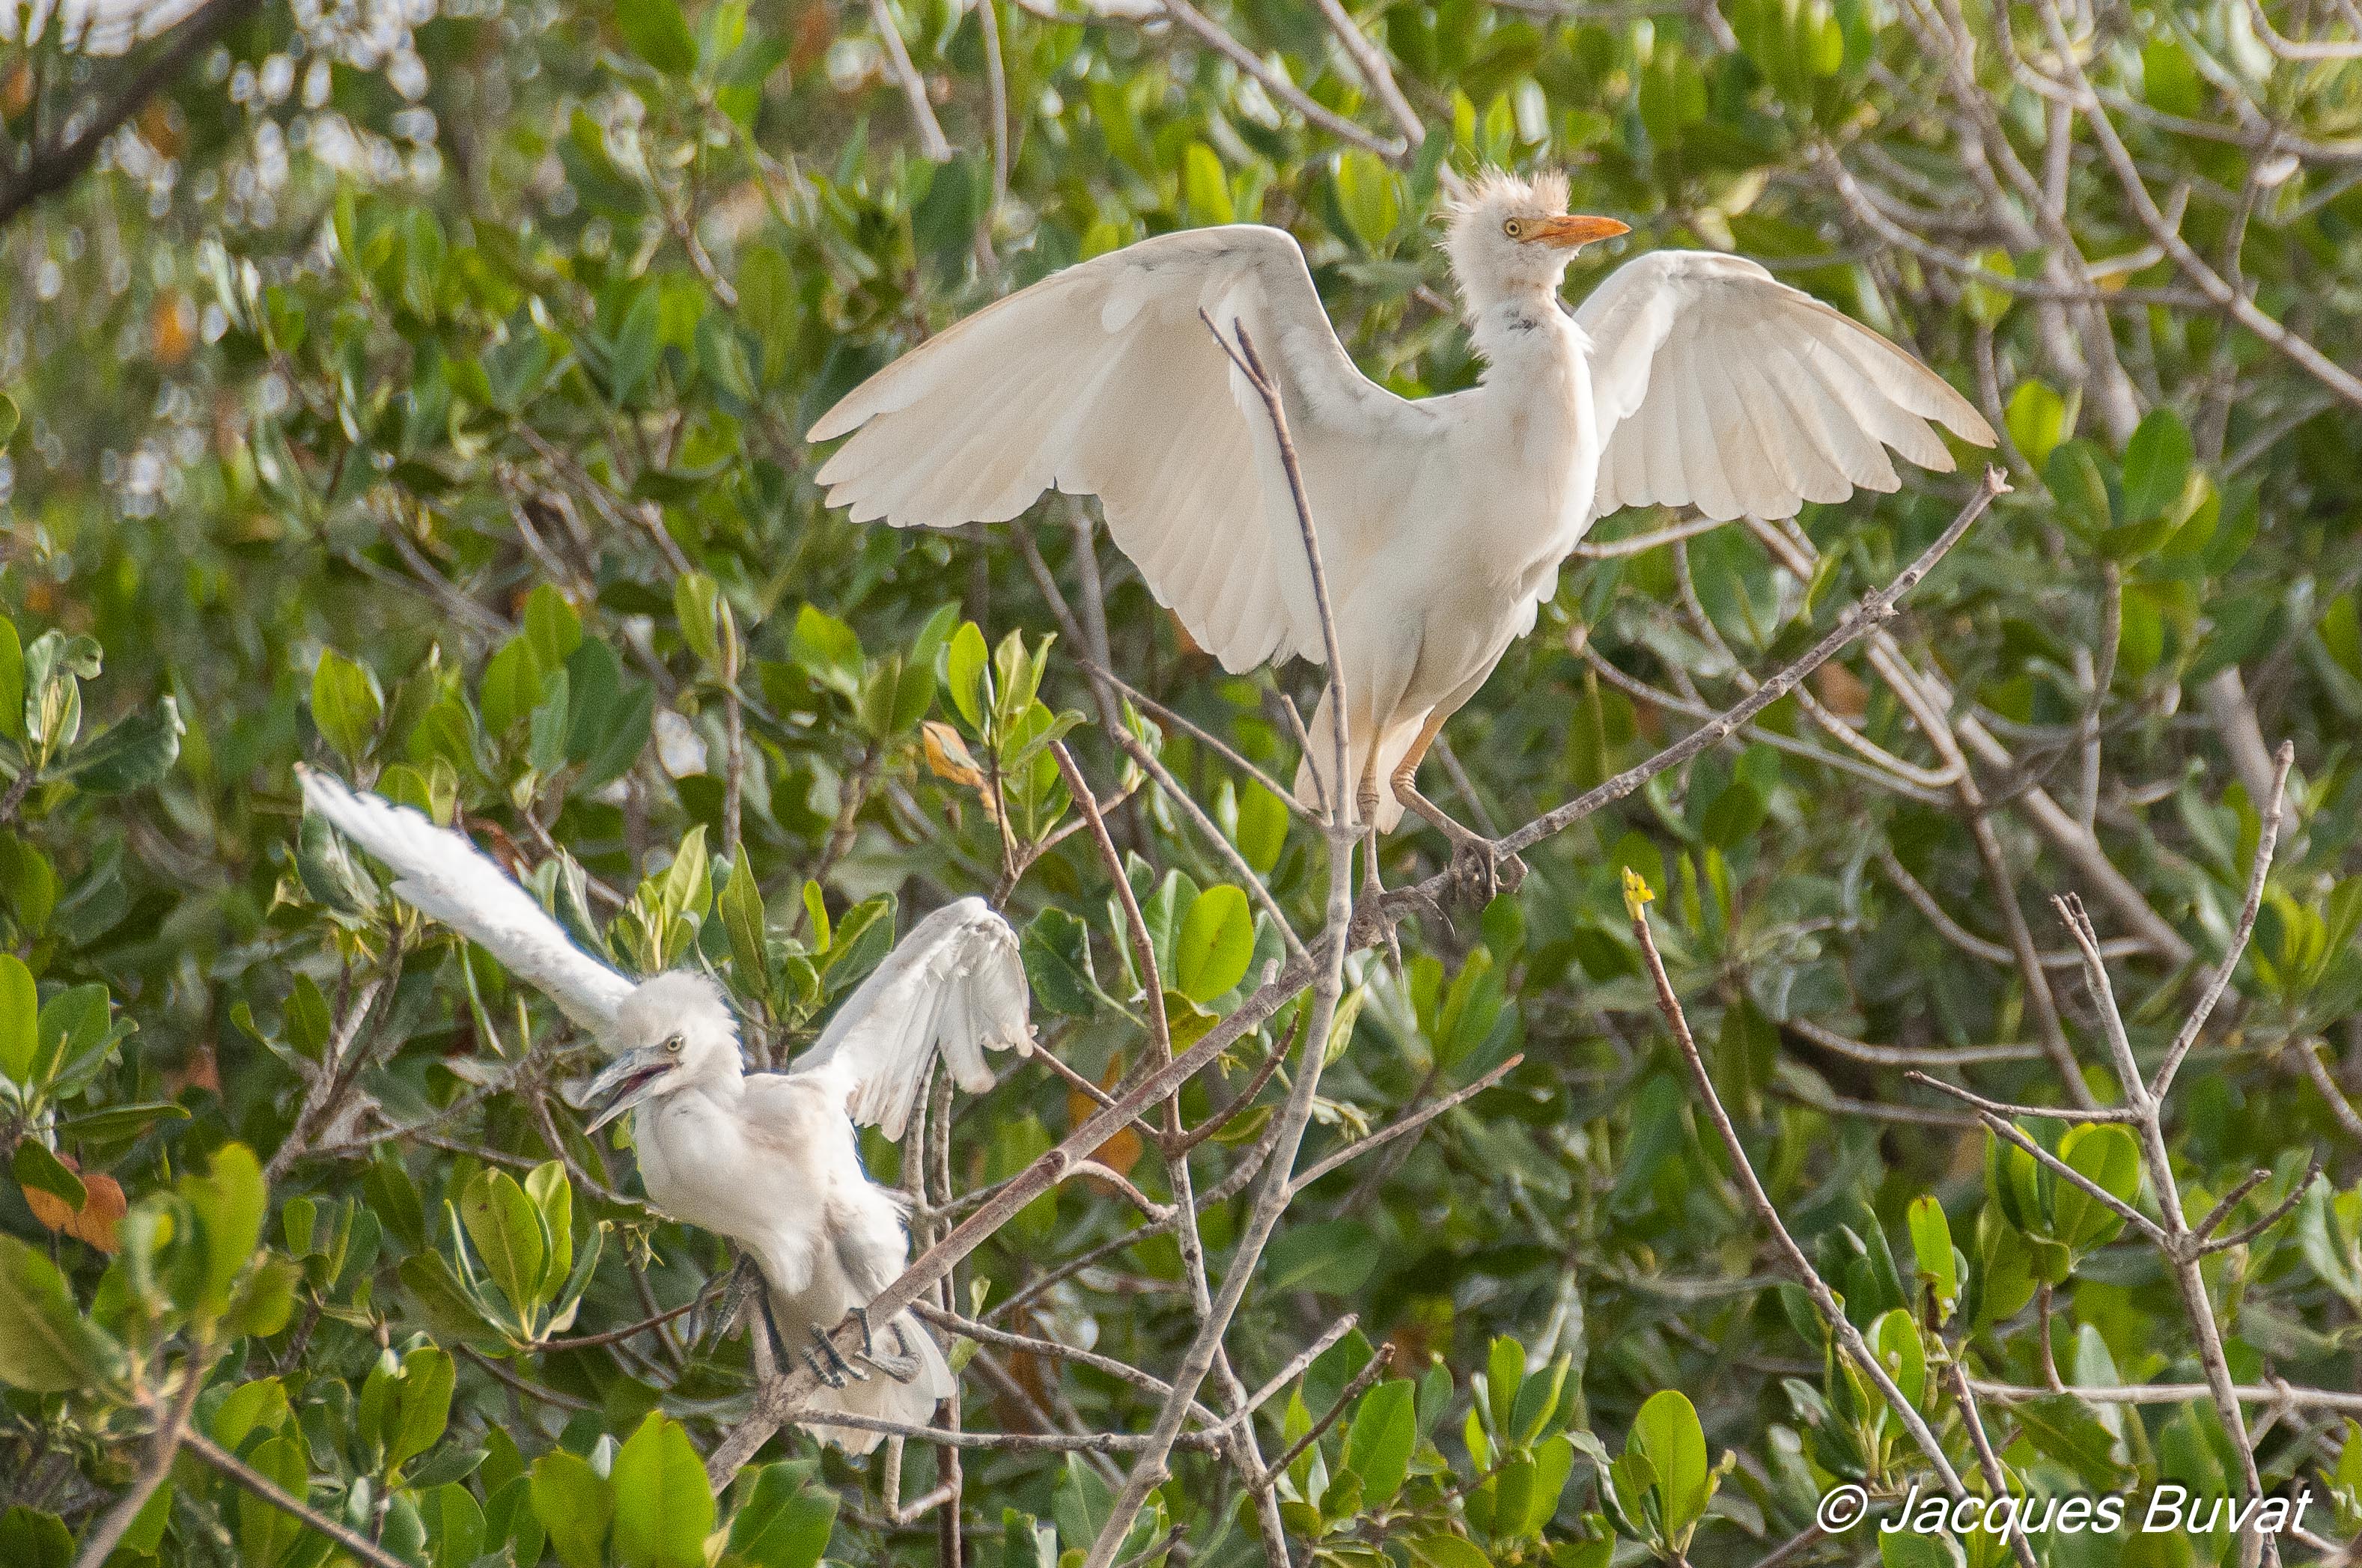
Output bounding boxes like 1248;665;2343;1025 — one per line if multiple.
296;768;1033;1450
809;168;1995;872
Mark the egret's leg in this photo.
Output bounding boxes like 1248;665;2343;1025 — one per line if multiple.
849;1305;922;1384
1355;760;1385;905
1349;756;1407;968
753;1288;803;1382
1391;716;1523;902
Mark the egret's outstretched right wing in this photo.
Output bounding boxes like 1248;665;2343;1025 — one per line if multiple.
297;766;635;1034
1577;250;1996;524
791;897;1032;1141
809;225;1415;674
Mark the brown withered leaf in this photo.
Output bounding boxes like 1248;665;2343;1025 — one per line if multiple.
922;722;999;822
22;1153;127;1252
166;1041;221;1097
1069;1054;1142;1178
921;721;985;788
1814;660;1871;722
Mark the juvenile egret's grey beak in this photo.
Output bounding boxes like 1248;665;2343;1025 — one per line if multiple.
583;1046;673;1134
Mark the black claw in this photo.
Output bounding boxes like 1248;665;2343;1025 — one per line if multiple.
800;1346;847;1389
809;1326;867;1384
847;1305;924;1384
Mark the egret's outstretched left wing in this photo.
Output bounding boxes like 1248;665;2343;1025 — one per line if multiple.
1577;250;1997;524
791;897;1032;1141
297;766;635;1034
809;226;1416;675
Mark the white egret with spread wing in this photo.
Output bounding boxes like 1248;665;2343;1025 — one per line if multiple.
809;168;1996;894
296;767;1034;1450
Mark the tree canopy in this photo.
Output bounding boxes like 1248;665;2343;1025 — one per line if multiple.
2;0;2361;1563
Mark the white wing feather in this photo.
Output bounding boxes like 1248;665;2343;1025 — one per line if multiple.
810;225;1407;674
1577;251;1997;523
297;767;634;1033
791;897;1032;1141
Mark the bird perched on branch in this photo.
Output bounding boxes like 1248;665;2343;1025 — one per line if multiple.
808;167;1996;897
296;767;1034;1451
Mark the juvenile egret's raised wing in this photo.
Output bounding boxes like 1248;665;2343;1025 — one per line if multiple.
1577;251;1996;524
791;897;1032;1141
297;767;635;1034
809;225;1410;674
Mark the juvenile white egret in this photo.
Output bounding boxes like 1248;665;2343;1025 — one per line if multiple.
809;168;1997;893
296;768;1034;1450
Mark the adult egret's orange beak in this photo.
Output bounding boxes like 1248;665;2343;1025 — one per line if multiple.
1526;214;1630;248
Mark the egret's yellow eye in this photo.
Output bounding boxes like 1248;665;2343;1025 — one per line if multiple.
665;1035;684;1055
1503;219;1523;239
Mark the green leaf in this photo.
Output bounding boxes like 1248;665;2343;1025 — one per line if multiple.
531;1450;613;1568
2054;1123;2142;1254
181;1141;267;1317
1342;1379;1417;1507
616;0;698;73
945;621;989;729
609;287;664;403
1880;1526;1964;1568
424;1481;487;1568
54;698;183;794
720;856;770;1001
460;1168;550;1318
311;650;383;766
2045;438;2115;540
2013;1394;2126;1488
0;954;31;1087
391;1346;456;1471
1232;781;1289;875
1907;1196;1958;1321
213;1377;292;1450
2122;406;2194;522
790;603;863;699
610;1413;714;1568
1181;141;1235;225
0;1505;72;1568
1486;1337;1526;1440
0;1233;118;1391
1172;885;1253;1002
13;1140;85;1211
1407;1534;1494;1568
1022;906;1098;1016
524;585;584;671
1628;1388;1711;1537
0;618;21;743
480;636;545;738
728;1463;839;1568
238;1435;311;1568
2005;379;2067;468
1871;1306;1926;1410
675;572;726;670
526;1159;574;1297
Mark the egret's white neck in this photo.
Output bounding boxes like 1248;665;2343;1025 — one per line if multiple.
1469;292;1583;384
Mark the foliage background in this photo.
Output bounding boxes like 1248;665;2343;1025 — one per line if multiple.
1;0;2361;1561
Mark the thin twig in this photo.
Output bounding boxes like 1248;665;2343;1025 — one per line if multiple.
1628;877;1974;1507
2152;742;2293;1099
180;1427;416;1568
